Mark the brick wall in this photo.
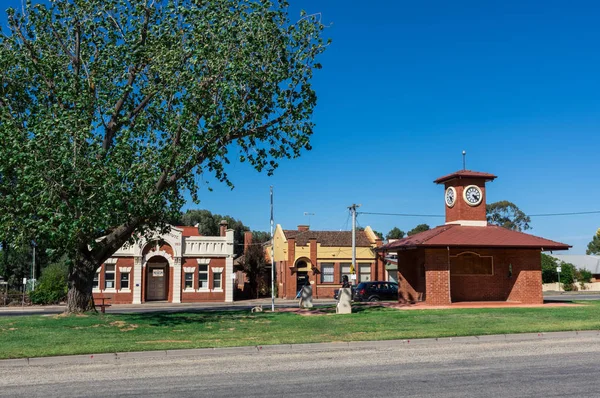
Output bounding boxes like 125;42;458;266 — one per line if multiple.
448;248;542;304
181;257;227;302
397;250;426;303
445;178;487;223
424;249;451;305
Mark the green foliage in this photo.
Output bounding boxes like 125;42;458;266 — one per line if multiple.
0;0;327;311
236;240;268;299
586;229;600;255
541;254;579;288
386;227;405;240
576;269;593;283
372;230;384;240
407;224;430;236
29;259;69;305
486;201;531;231
252;231;271;244
541;253;559;283
178;209;250;256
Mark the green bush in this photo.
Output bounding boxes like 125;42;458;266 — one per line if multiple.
576;268;593;283
29;261;68;305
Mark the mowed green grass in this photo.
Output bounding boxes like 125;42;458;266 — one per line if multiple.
1;302;599;359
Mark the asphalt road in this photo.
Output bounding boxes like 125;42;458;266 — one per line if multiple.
543;293;600;301
1;334;599;397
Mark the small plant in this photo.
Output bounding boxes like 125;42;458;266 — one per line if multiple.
29;261;68;305
561;283;577;292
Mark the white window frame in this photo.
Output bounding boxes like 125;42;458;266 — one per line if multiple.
104;264;116;291
184;272;194;290
321;263;334;283
198;264;209;291
92;268;101;292
212;267;224;292
340;262;352;283
359;263;371;282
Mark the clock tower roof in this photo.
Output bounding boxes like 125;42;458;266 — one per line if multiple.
434;170;497;184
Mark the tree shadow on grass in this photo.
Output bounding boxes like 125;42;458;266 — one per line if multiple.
116;309;264;327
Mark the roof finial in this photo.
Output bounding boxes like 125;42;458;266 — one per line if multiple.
462;150;466;170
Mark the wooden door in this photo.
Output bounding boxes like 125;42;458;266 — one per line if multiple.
146;265;167;301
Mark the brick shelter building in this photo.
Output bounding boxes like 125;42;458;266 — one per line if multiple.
272;224;384;299
378;170;570;305
92;223;234;304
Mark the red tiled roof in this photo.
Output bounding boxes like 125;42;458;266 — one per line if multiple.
434;170;497;184
283;230;373;247
378;224;570;251
178;226;201;237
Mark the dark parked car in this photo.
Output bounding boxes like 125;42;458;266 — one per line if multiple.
333;286;356;300
353;281;399;302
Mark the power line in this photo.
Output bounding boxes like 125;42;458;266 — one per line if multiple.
529;210;600;217
358;210;600;218
358;211;444;218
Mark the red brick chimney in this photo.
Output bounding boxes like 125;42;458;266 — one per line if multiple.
219;220;228;237
297;225;310;232
244;231;253;252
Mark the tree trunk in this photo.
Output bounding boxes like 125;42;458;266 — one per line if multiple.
66;257;97;313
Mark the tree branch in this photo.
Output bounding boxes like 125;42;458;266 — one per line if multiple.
100;6;152;155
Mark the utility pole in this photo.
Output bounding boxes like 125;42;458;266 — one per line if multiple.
31;242;36;291
349;204;361;286
270;186;275;312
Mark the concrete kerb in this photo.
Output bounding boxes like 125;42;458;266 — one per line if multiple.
3;330;600;367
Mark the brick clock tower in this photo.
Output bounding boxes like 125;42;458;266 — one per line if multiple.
434;170;497;227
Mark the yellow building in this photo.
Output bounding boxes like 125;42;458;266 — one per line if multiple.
272;225;384;298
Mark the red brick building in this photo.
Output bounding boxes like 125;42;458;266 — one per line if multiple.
272;225;385;299
92;223;234;304
378;170;570;305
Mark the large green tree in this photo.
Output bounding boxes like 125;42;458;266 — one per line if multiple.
0;0;327;312
407;224;430;236
236;231;269;299
178;209;249;257
386;227;405;240
586;229;600;255
486;201;531;231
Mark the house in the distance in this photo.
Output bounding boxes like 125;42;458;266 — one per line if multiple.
92;222;234;304
548;254;600;280
378;169;571;305
271;225;385;299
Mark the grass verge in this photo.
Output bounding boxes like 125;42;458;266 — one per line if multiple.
1;302;599;359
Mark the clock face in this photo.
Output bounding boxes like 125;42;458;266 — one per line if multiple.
445;187;456;207
463;185;483;206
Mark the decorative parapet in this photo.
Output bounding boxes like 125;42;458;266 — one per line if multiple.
183;235;233;257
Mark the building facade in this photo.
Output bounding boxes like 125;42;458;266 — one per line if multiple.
378;170;570;305
272;225;385;299
92;223;234;304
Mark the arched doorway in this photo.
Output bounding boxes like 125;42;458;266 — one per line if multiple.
295;258;311;293
146;256;170;301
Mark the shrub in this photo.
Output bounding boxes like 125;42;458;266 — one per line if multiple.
29;261;68;305
576;269;593;283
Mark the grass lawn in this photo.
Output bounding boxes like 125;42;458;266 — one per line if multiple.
1;302;599;359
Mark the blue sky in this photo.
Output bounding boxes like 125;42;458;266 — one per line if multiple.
2;1;599;253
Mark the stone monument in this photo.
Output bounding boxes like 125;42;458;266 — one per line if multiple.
336;287;352;314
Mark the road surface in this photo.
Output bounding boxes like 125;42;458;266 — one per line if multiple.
1;333;599;397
